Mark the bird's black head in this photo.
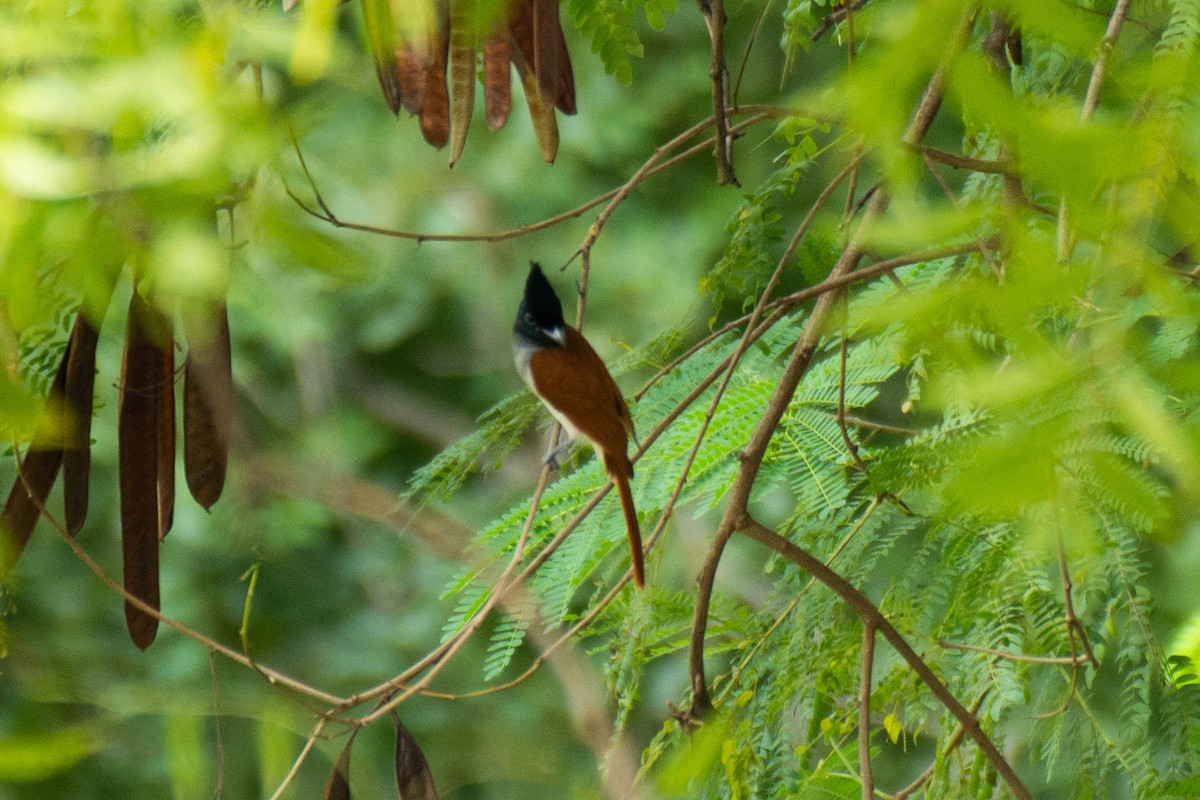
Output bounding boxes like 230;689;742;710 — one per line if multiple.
514;262;566;347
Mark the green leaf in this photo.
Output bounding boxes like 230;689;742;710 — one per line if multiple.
883;712;903;745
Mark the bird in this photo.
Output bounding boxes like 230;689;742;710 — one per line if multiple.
512;263;644;588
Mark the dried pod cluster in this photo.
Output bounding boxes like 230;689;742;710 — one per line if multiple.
1;284;233;650
362;0;576;164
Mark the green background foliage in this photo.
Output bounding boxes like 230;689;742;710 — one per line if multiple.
2;0;1200;798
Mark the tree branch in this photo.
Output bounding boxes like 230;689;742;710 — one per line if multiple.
287;110;792;245
809;0;870;43
687;21;968;710
919;146;1013;175
859;621;875;800
686;155;863;716
940;640;1092;665
698;0;737;184
738;517;1031;800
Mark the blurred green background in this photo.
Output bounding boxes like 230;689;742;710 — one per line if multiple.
0;0;802;797
4;1;1200;798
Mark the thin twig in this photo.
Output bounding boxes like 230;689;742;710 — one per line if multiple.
698;0;737;184
288;109;793;245
809;0;870;42
840;0;862;231
839;413;918;436
836;303;870;475
732;0;770;102
920;146;1013;174
634;236;992;406
859;621;875;800
940;640;1092;665
1058;540;1099;669
774;238;998;310
266;716;330;800
574;113;771;265
919;152;1003;278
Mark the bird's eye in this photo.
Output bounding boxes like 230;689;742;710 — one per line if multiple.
524;312;536;326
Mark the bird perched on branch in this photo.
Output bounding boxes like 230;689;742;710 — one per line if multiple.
512;263;644;587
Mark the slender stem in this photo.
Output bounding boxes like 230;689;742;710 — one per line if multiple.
809;0;870;42
1058;537;1099;667
700;0;737;185
919;146;1012;174
859;621;875;800
636;235;992;405
52;514;347;707
289;110;792;245
267;717;329;800
940;640;1092;665
836;304;870;475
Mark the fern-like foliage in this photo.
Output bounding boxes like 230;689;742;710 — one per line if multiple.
567;0;677;85
406;393;541;503
397;3;1200;797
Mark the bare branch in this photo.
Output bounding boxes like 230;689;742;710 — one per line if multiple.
809;0;870;43
698;0;737;184
940;640;1093;665
859;622;875;800
1058;539;1099;668
288;109;794;245
836;312;870;476
920;146;1014;175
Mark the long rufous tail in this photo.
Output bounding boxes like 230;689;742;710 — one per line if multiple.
608;459;644;589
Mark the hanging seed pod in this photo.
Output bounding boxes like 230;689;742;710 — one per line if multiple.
1;346;71;566
183;301;232;511
394;718;439;800
447;0;478;165
482;23;511;131
418;3;451;148
119;290;173;650
362;0;405;114
62;311;104;536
